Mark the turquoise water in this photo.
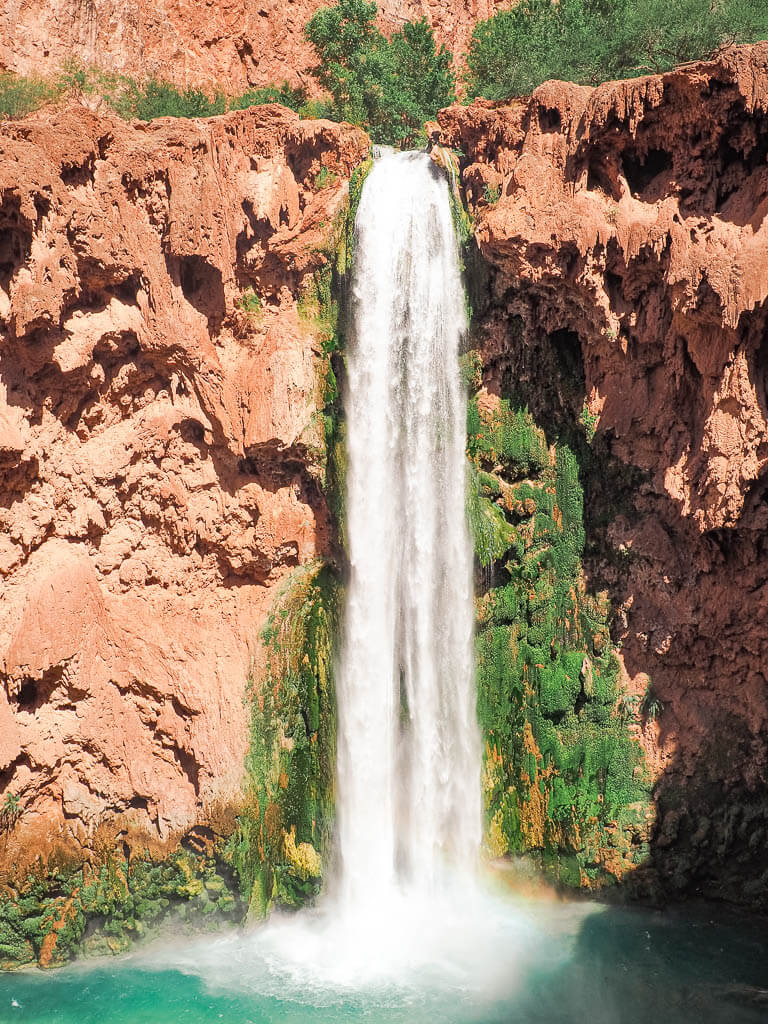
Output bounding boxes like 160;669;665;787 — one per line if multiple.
1;892;766;1024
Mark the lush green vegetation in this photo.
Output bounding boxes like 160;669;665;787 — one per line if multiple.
0;847;241;968
108;77;226;119
305;0;455;146
54;63;227;119
8;0;765;129
229;81;309;112
466;385;652;887
0;72;60;119
0;66;316;122
466;0;768;100
227;561;340;918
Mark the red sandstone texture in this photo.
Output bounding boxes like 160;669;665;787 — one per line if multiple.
0;1;506;94
438;44;768;899
0;101;367;871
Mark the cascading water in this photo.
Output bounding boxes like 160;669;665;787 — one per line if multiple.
335;148;481;914
9;152;763;1024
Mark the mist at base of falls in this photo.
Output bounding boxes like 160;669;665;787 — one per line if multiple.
5;893;767;1024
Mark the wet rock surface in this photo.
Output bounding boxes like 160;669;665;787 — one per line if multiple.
439;43;768;905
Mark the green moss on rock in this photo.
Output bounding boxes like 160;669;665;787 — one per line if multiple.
300;155;373;550
226;560;340;917
468;392;653;889
0;845;244;970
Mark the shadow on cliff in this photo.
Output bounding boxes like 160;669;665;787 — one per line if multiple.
0;282;330;589
478;293;768;910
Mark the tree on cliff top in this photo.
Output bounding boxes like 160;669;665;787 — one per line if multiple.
305;0;455;147
466;0;768;100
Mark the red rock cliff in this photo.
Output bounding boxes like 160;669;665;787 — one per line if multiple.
0;101;367;872
0;1;507;93
438;42;768;902
3;32;768;910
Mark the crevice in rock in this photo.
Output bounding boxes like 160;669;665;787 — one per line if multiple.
622;147;673;198
61;152;96;188
170;253;226;332
0;193;33;293
8;666;66;713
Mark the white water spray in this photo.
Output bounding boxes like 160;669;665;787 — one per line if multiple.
335;149;482;915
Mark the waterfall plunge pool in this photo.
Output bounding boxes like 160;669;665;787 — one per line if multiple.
2;885;766;1024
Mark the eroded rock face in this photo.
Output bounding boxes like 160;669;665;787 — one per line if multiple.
0;0;508;93
0;101;368;875
438;43;768;903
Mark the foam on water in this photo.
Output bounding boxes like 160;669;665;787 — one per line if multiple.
7;896;766;1024
136;881;595;1012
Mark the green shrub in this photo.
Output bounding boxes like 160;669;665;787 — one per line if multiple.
235;287;262;314
4;63;317;124
466;463;516;567
298;263;338;353
0;791;21;829
466;0;768;100
305;0;455;146
104;77;226;120
314;166;338;189
467;397;550;477
459;349;483;392
483;183;501;205
0;72;59;119
537;651;584;718
299;97;336;119
641;682;664;722
579;400;598;443
230;81;309;112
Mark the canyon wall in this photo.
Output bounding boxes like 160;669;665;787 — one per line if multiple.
1;28;768;967
437;41;768;905
0;1;507;94
0;100;367;887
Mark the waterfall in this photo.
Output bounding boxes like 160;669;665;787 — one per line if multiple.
117;151;543;1002
335;149;481;914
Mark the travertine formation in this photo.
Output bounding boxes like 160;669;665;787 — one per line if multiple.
2;25;768;914
0;0;507;93
437;42;768;902
0;101;367;875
